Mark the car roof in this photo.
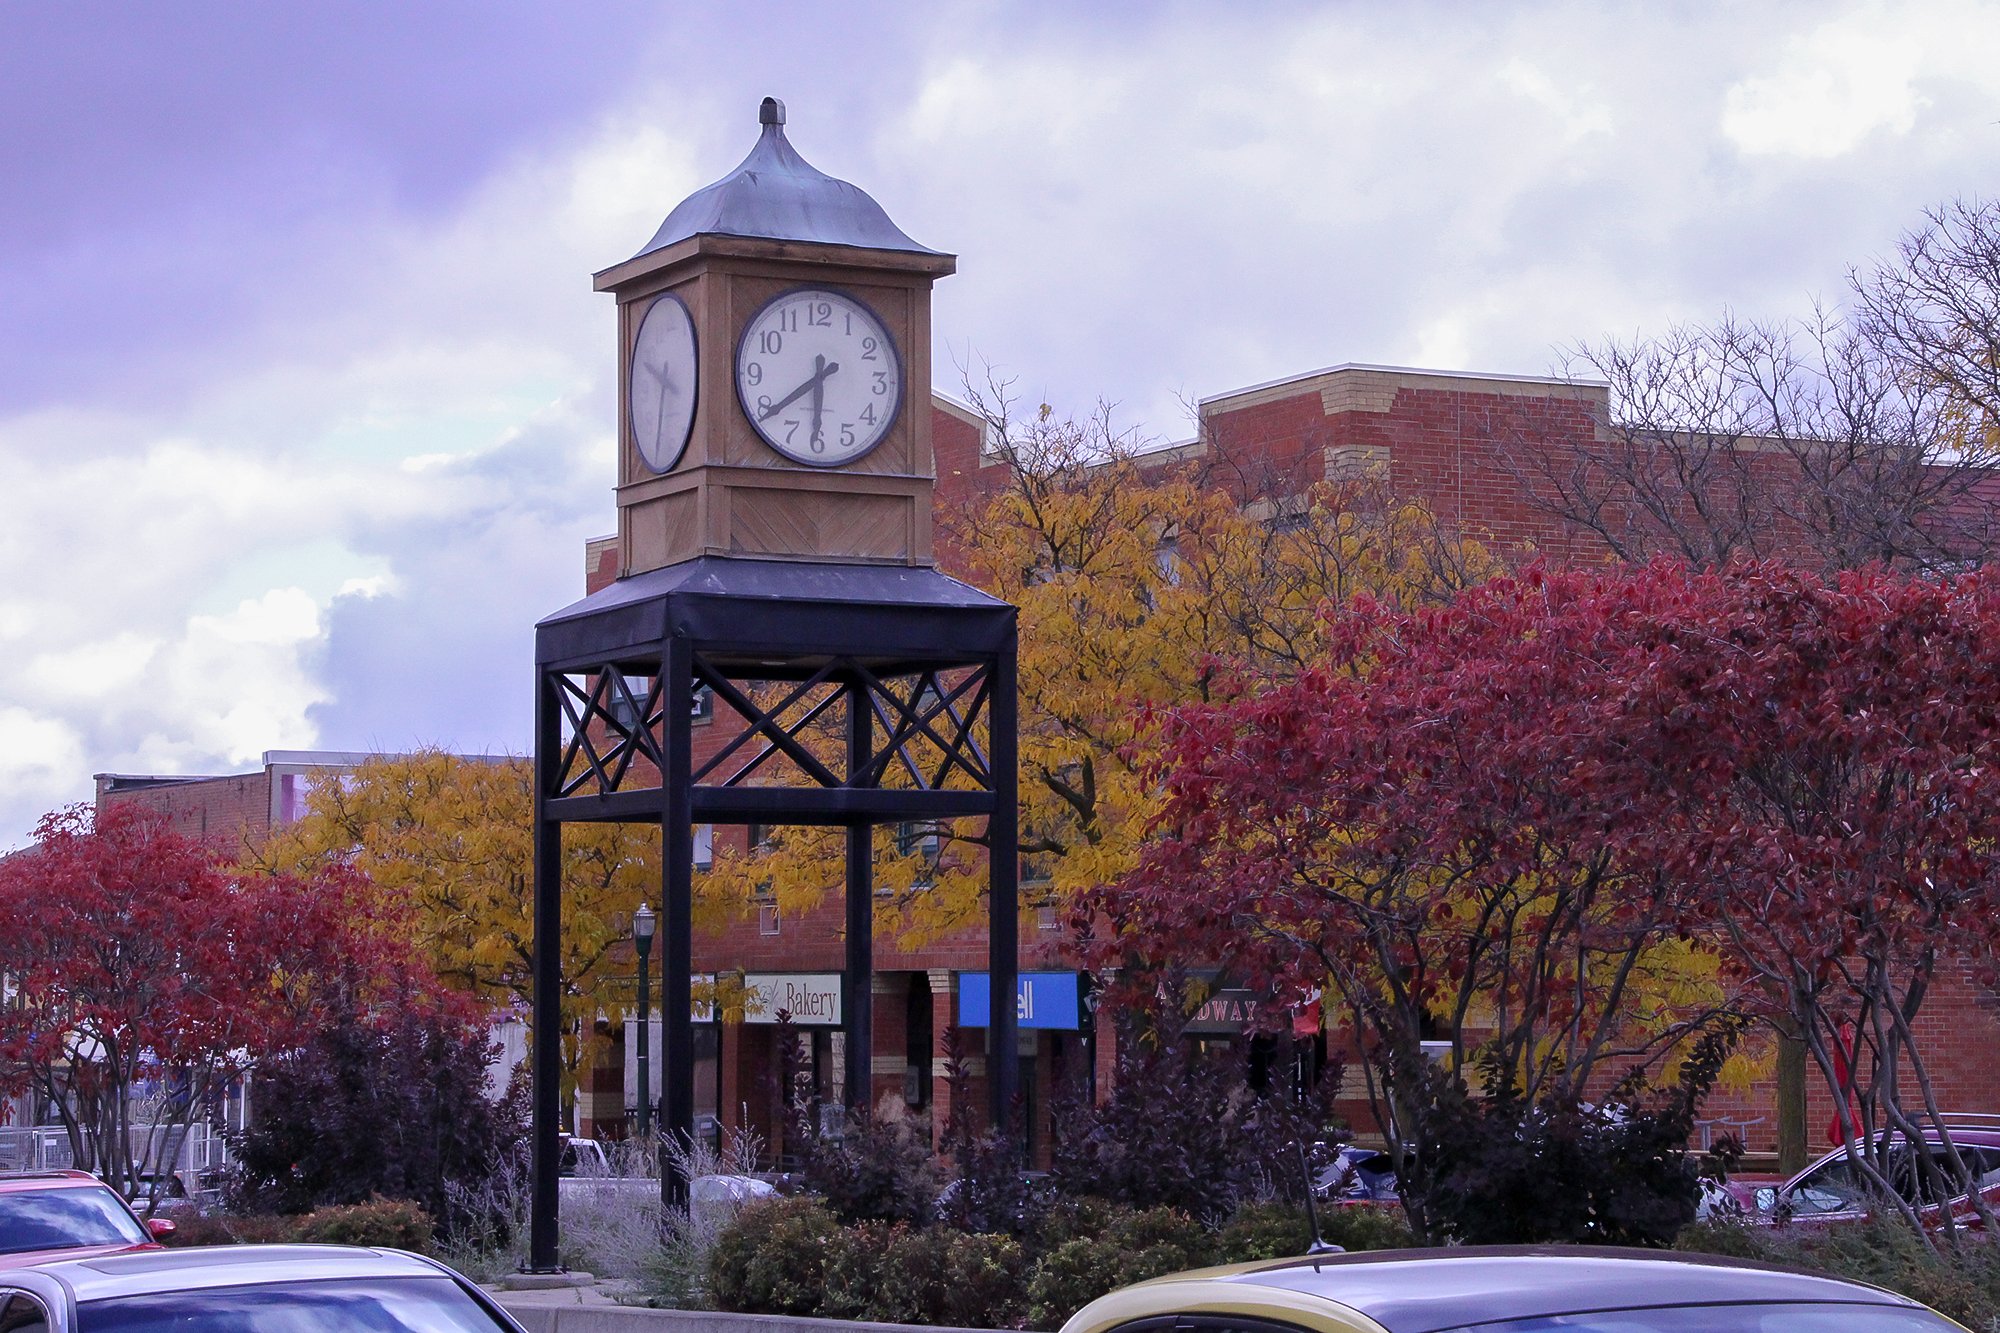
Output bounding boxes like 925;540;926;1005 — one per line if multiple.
1210;1248;1922;1333
0;1171;109;1194
3;1245;449;1304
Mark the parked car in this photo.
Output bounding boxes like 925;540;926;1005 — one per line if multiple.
119;1168;208;1217
556;1133;610;1177
1313;1144;1401;1205
0;1170;172;1266
0;1244;528;1332
1059;1245;1969;1333
1703;1118;2000;1229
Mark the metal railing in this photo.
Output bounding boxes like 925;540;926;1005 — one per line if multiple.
0;1122;232;1177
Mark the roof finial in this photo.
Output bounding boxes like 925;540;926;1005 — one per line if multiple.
760;97;786;127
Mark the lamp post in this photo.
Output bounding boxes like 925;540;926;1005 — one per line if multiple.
633;902;656;1138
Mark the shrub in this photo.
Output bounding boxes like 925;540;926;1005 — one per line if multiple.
1025;1206;1207;1330
1215;1200;1310;1262
935;1028;1048;1240
781;1024;940;1226
231;977;524;1237
292;1197;435;1249
796;1109;941;1226
160;1213;298;1246
1671;1217;1770;1261
1677;1214;2000;1331
933;1230;1032;1329
707;1196;843;1316
1048;1003;1341;1221
1404;1027;1736;1247
1030;1196;1121;1252
1318;1203;1417;1253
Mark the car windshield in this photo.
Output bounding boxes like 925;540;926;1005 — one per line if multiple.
1457;1303;1962;1333
0;1186;149;1254
80;1277;508;1333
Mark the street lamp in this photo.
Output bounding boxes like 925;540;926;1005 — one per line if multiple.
632;902;656;1138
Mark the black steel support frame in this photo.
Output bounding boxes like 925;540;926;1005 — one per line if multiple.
525;559;1018;1273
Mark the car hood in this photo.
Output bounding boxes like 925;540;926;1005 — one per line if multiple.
3;1240;162;1266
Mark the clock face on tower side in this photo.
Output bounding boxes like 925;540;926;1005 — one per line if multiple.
628;293;698;473
733;287;902;467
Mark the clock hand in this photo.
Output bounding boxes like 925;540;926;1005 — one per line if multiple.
645;361;674;442
759;356;840;421
809;362;828;449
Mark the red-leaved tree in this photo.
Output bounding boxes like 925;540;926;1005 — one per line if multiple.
1085;559;2000;1241
0;802;407;1202
1611;562;2000;1233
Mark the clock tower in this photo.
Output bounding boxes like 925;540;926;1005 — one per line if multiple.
595;98;956;575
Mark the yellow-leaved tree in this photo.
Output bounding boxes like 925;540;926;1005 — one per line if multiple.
698;392;1494;946
252;750;697;1100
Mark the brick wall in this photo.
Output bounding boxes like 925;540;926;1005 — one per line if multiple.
95;771;274;852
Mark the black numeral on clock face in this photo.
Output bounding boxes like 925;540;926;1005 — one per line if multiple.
760;331;783;354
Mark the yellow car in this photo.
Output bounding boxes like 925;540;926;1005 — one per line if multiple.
1059;1247;1966;1333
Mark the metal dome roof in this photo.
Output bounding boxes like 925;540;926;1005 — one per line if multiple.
636;98;941;258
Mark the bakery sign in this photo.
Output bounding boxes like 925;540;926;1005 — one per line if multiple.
741;972;843;1026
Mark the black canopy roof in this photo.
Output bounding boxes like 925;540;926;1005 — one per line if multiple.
537;555;1014;672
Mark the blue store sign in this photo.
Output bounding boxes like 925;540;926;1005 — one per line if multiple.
957;971;1082;1030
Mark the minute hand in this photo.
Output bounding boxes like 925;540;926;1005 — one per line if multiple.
759;356;841;421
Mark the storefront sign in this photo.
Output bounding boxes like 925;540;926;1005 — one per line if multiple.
741;972;843;1025
1183;987;1263;1035
957;971;1081;1030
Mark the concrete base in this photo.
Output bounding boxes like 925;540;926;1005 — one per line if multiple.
496;1271;598;1292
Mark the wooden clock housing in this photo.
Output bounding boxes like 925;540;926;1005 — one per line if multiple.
596;101;956;575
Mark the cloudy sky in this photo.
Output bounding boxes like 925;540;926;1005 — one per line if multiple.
3;1;1995;847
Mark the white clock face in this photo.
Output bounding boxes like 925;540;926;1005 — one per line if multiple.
629;293;698;473
734;287;901;467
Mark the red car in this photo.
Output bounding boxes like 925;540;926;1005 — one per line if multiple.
1705;1116;2000;1229
0;1169;174;1264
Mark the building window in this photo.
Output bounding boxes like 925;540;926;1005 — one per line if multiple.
693;824;714;870
608;679;711;729
758;904;781;936
896;820;943;887
896;820;943;858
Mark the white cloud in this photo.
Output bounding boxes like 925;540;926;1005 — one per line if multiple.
1719;1;2000;161
1722;16;1927;158
4;2;1997;846
0;709;86;808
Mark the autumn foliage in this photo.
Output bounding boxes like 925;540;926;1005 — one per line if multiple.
0;802;419;1198
1087;558;2000;1233
253;750;662;1097
699;398;1491;948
